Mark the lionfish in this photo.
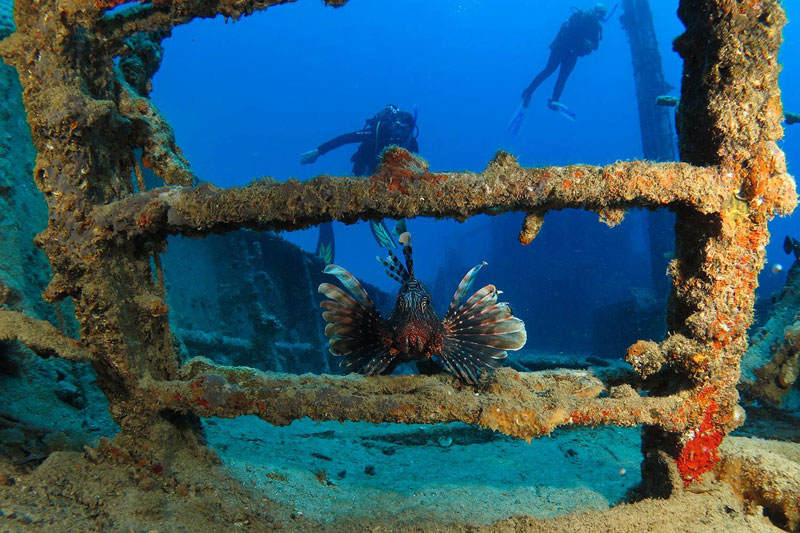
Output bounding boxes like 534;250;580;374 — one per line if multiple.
318;232;527;384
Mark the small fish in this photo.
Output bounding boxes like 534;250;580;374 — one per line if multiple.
655;95;679;107
318;232;527;384
784;235;800;259
784;112;800;125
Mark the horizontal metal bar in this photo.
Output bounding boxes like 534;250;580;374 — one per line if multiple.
139;357;704;442
93;150;732;243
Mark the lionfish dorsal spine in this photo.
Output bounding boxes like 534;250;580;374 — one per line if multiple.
377;249;410;284
376;256;405;284
398;232;414;277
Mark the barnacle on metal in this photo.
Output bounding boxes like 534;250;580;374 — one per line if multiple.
0;0;796;516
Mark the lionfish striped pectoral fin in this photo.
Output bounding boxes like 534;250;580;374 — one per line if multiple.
440;270;527;384
447;261;486;313
319;265;395;376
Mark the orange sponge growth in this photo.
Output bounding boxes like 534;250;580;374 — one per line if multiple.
370;147;446;195
95;0;140;9
676;402;724;485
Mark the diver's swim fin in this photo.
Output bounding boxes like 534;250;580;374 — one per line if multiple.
506;104;526;135
602;4;618;23
316;222;335;264
393;219;408;237
548;100;577;122
369;220;398;249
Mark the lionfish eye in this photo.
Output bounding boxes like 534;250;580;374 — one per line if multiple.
420;295;431;310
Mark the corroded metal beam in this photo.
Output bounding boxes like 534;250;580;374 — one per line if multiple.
93;0;347;54
644;0;794;490
91;151;742;243
0;309;92;362
141;358;710;442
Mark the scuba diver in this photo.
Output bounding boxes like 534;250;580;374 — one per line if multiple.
508;3;613;133
300;104;419;262
300;104;419;176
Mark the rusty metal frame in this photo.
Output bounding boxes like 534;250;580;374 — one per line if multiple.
0;0;795;492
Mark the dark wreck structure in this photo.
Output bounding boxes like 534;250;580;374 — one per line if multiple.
0;0;799;531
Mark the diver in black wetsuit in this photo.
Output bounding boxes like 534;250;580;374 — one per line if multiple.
300;104;419;176
299;105;419;262
521;4;609;114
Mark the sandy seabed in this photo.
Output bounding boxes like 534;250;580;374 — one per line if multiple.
0;415;792;532
205;417;640;525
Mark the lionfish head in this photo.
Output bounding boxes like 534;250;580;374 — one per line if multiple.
376;233;442;354
394;278;439;323
376;232;434;321
393;277;440;355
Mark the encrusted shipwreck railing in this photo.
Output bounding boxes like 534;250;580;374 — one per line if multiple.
0;0;795;501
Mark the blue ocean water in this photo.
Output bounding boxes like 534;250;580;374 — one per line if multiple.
150;0;799;356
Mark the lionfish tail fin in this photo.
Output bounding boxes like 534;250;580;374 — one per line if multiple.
440;282;527;384
398;232;414;277
319;265;394;375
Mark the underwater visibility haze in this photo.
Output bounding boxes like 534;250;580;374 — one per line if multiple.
151;0;683;357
